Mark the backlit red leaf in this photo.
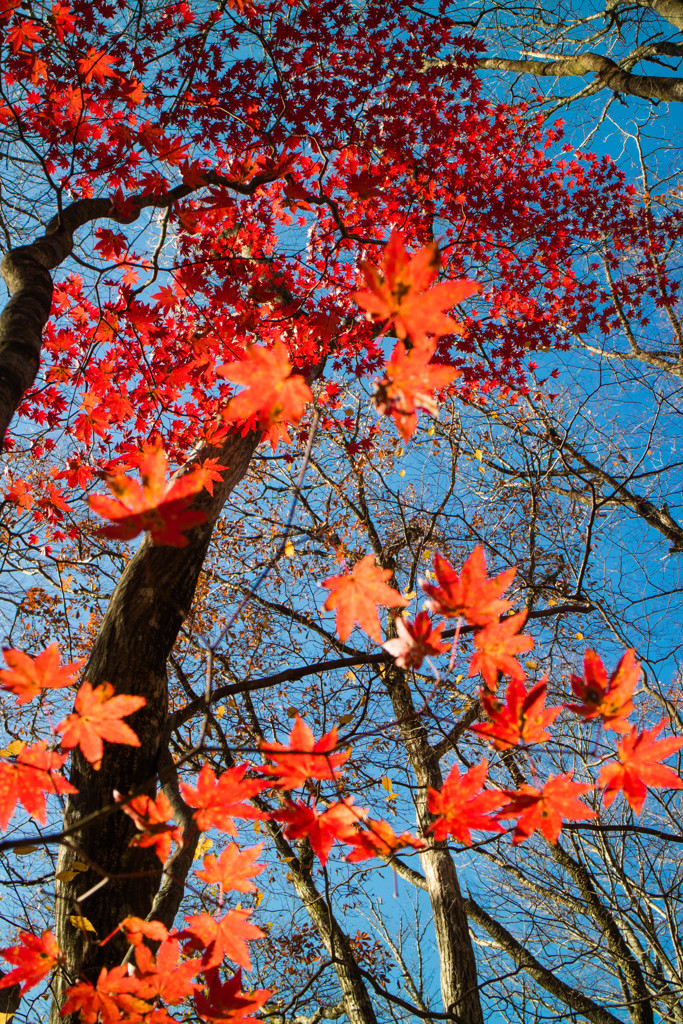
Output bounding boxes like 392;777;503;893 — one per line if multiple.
374;342;458;439
260;716;349;789
426;760;506;844
469;611;534;690
383;611;451;669
498;772;596;845
421;547;515;626
566;648;639;733
352;231;479;346
180;910;264;970
0;930;63;995
599;719;683;813
180;764;266;834
0;643;82;705
322;554;407;642
471;676;560;749
57;682;145;770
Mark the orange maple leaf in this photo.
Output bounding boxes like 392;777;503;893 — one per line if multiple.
322;554;407;642
352;231;480;346
566;648;638;733
421;547;515;626
260;716;349;789
115;790;182;863
374;341;458;439
599;720;683;813
498;772;596;845
218;341;313;448
119;916;169;947
344;818;424;862
0;742;76;830
0;930;63;995
78;48;118;84
180;764;267;834
468;611;534;690
88;442;209;547
196;843;265;895
181;910;264;970
426;760;506;845
195;968;272;1024
57;682;145;770
132;939;201;1005
471;676;561;750
276;798;363;866
61;965;148;1024
382;611;451;669
0;643;83;705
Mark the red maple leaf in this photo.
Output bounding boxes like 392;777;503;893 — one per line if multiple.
0;930;63;995
498;772;597;845
57;682;145;770
88;442;209;547
0;742;76;830
180;764;266;834
78;48;118;84
180;910;264;970
426;759;505;845
344;818;424;862
468;611;534;690
382;611;451;669
322;554;407;642
196;842;265;894
566;648;639;733
374;341;458;439
276;798;363;866
195;968;271;1024
260;716;349;789
218;341;313;448
0;643;83;705
471;676;561;750
132;939;201;1004
115;790;182;863
61;965;149;1024
352;231;480;346
599;720;683;813
420;547;515;626
6;19;42;52
119;916;169;947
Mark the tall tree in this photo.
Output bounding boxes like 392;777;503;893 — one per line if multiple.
0;1;680;1023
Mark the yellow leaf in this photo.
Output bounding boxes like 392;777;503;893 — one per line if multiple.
475;449;483;461
254;890;264;907
70;915;97;934
399;469;405;478
55;870;79;882
194;835;213;861
428;427;435;435
525;660;537;670
72;861;89;872
575;632;584;641
381;776;394;792
0;740;25;757
15;845;38;855
284;541;295;558
215;705;226;719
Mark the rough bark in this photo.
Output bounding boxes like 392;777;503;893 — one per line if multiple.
262;821;379;1024
50;427;260;1022
382;666;484;1024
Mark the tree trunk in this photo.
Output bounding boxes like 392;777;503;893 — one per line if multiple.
50;428;260;1022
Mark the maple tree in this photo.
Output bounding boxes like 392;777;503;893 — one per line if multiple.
0;0;680;1022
